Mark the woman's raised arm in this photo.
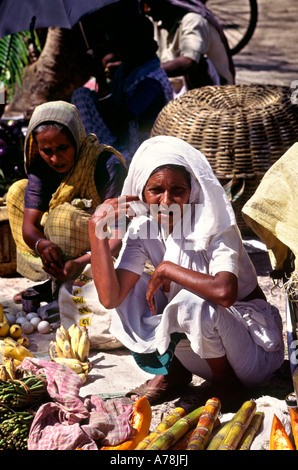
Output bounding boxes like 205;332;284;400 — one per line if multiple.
89;196;140;309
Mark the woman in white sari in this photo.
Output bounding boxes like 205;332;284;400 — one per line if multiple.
89;136;284;404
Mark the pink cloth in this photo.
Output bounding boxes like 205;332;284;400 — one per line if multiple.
22;358;134;450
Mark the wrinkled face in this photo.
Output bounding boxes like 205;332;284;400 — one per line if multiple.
143;168;191;232
35;127;76;173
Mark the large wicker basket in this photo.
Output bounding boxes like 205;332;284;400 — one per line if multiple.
151;84;298;234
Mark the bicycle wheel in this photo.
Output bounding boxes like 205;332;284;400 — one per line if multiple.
205;0;258;55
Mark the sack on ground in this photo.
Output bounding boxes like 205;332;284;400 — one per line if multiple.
58;264;123;350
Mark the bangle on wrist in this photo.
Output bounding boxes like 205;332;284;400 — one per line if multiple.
98;93;112;102
34;238;46;255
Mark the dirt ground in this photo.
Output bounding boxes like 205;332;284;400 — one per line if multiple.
0;0;297;446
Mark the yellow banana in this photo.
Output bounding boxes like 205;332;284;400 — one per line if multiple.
0;305;8;325
69;325;82;359
0;322;9;337
4;357;16;380
78;372;87;384
55;326;75;358
80;361;93;373
67;323;76;337
9;324;23;339
59;325;71;342
7;357;22;368
0;338;35;361
17;336;30;348
48;341;63;360
3;336;18;346
53;357;84;374
77;330;90;362
0;364;8;380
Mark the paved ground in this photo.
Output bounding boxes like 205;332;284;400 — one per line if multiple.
0;0;297;446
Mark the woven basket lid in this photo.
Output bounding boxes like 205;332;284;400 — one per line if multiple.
151;84;298;179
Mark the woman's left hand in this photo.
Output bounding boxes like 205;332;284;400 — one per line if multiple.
146;262;171;314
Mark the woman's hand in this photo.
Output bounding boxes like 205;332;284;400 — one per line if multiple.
38;240;64;276
146;261;172;314
89;195;140;240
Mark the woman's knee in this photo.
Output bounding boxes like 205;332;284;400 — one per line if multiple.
6;179;28;208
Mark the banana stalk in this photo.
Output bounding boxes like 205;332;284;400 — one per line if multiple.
218;400;257;450
136;407;186;450
238;411;264;450
186;397;221;450
146;406;204;450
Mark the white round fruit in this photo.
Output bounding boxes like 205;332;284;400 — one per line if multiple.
16;311;27;318
30;316;41;329
16;316;28;325
37;320;51;334
26;312;39;320
21;321;35;335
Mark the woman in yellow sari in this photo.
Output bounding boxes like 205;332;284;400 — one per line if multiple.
7;100;126;302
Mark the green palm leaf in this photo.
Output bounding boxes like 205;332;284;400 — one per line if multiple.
0;31;40;99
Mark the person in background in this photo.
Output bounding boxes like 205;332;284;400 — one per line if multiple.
6;100;127;303
71;15;173;166
140;0;235;97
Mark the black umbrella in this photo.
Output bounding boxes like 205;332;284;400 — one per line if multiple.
0;0;126;38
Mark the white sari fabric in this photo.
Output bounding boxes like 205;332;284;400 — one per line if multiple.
111;136;284;385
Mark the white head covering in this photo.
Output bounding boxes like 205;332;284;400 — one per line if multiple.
121;135;236;250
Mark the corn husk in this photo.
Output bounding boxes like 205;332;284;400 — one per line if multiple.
186;397;221;450
146;406;204;450
135;407;186;450
218;400;257;450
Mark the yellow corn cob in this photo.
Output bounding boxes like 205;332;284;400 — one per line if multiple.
186;397;221;450
218;400;257;450
136;407;187;450
146;406;205;450
238;411;264;450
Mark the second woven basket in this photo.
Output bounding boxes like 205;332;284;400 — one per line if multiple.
151;84;298;234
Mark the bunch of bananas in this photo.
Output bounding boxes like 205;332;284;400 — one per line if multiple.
0;357;21;381
0;337;35;381
49;324;92;383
